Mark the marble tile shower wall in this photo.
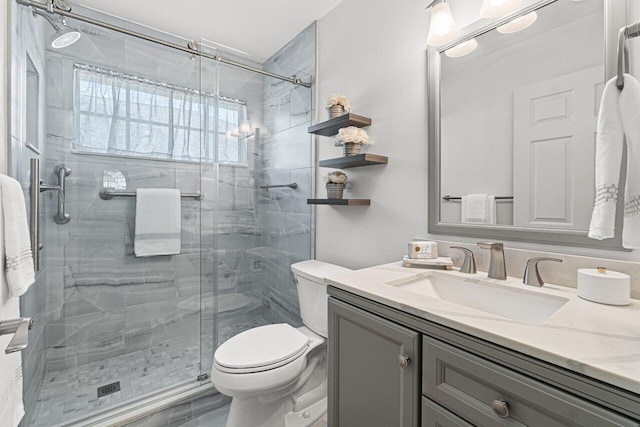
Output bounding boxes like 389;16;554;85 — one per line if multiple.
259;23;316;326
10;4;49;426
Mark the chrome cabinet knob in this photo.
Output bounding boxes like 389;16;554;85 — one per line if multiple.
398;354;411;369
491;399;510;418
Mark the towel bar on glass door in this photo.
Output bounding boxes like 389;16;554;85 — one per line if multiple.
99;189;204;200
617;21;640;90
442;195;513;201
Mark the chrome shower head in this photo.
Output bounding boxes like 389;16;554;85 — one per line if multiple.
32;9;81;49
50;20;82;48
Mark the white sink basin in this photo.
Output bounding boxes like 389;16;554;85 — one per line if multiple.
387;272;569;325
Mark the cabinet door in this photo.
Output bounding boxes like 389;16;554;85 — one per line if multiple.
328;298;420;427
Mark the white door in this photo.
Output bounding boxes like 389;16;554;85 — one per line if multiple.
513;66;603;230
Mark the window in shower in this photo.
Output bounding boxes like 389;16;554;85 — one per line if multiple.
73;63;248;165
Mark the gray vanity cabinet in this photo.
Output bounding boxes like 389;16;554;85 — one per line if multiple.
328;298;421;427
328;289;640;427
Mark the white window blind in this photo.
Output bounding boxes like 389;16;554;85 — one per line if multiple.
73;64;248;165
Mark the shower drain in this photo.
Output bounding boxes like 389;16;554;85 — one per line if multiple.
97;381;121;398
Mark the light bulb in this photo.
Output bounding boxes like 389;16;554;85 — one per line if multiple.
480;0;521;18
427;2;460;47
497;11;537;34
445;38;478;58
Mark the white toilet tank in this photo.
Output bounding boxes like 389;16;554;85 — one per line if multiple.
291;260;352;338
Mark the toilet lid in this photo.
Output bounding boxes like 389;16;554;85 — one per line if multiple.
214;324;310;371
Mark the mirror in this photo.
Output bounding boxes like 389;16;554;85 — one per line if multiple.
428;0;627;249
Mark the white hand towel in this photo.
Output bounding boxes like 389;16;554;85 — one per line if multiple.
589;74;640;249
619;74;640;249
461;194;496;224
589;77;624;241
134;189;181;257
0;174;34;297
0;191;25;427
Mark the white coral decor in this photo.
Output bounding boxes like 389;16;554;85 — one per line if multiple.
325;171;348;184
326;93;352;112
337;126;371;145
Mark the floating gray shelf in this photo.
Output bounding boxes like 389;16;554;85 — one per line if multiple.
319;153;388;169
307;199;371;206
307;114;372;137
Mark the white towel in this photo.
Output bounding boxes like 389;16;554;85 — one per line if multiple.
461;194;496;224
0;175;34;297
588;74;640;249
134;189;181;257
0;189;25;427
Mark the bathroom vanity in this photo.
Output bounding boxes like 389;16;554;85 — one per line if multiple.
326;264;640;426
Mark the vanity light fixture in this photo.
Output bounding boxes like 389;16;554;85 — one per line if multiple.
497;11;538;34
480;0;521;19
427;0;460;47
445;38;478;58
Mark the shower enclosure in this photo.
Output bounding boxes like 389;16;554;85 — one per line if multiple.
9;1;316;425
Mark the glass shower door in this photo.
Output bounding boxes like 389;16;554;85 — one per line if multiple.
13;4;206;425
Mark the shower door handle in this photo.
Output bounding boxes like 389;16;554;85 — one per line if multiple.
30;159;71;271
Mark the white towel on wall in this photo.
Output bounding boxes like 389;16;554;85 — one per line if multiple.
588;74;640;249
619;75;640;248
461;194;496;224
0;174;34;297
0;187;26;427
134;189;181;257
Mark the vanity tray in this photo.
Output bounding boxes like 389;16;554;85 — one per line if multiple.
402;256;453;270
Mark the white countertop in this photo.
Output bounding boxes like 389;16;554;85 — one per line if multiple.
326;262;640;395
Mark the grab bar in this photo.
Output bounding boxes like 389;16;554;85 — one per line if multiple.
617;21;640;90
30;159;72;270
259;183;298;190
99;189;204;200
442;195;513;201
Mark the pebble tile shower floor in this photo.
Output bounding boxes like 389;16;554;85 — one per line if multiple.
29;341;201;426
28;316;271;426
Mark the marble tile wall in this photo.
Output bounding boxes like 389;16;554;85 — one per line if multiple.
259;23;316;326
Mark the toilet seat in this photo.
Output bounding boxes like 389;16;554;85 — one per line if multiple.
215;324;310;373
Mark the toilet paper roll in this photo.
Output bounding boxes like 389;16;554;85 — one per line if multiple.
577;268;630;306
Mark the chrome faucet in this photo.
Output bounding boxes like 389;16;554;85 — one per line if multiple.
523;257;563;287
0;318;33;354
477;242;507;280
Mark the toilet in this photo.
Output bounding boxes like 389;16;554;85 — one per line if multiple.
210;260;352;427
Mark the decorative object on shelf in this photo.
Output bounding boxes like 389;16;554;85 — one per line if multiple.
325;171;348;199
336;126;371;156
326;93;352;119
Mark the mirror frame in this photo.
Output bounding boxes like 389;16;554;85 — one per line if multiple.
427;0;629;250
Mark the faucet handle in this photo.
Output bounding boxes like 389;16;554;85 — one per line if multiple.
450;247;476;274
523;257;563;287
